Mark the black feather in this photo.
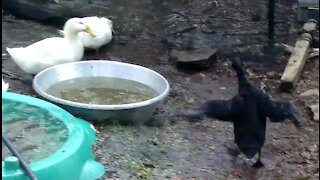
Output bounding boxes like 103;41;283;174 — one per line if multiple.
187;57;304;168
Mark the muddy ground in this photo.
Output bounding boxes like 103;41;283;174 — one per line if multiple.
2;0;319;179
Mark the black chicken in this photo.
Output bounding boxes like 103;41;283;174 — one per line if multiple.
187;57;303;168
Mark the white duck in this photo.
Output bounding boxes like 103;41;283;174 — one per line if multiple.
2;77;9;91
6;17;96;75
59;16;113;52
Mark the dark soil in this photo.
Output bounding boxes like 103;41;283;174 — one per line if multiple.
2;0;319;179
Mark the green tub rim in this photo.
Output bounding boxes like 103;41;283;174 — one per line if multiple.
2;92;96;172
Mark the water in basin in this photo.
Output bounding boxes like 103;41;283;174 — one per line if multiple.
45;77;159;105
2;101;68;163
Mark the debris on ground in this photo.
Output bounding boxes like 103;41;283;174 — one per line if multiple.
169;48;217;71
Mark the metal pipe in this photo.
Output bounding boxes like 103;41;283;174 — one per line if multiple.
2;133;38;180
268;0;276;45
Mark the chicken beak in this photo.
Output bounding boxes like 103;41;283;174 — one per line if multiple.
85;27;97;37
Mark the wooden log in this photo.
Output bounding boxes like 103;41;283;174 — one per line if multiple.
280;33;313;92
302;19;317;32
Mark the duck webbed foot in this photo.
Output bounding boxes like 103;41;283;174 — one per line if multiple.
252;159;264;168
252;150;264;168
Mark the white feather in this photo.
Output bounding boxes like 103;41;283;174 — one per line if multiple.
6;18;92;74
59;16;113;50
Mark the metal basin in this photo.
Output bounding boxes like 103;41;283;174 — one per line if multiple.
32;60;170;124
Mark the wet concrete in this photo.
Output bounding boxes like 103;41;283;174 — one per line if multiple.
2;0;319;179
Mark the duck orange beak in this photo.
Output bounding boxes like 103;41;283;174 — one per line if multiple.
85;27;96;36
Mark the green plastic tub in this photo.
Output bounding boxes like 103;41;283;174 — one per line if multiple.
2;92;105;180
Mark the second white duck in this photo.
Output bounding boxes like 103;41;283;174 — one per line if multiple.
59;16;113;52
6;17;96;75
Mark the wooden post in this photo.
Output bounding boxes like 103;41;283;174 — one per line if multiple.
279;20;317;92
279;33;313;92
